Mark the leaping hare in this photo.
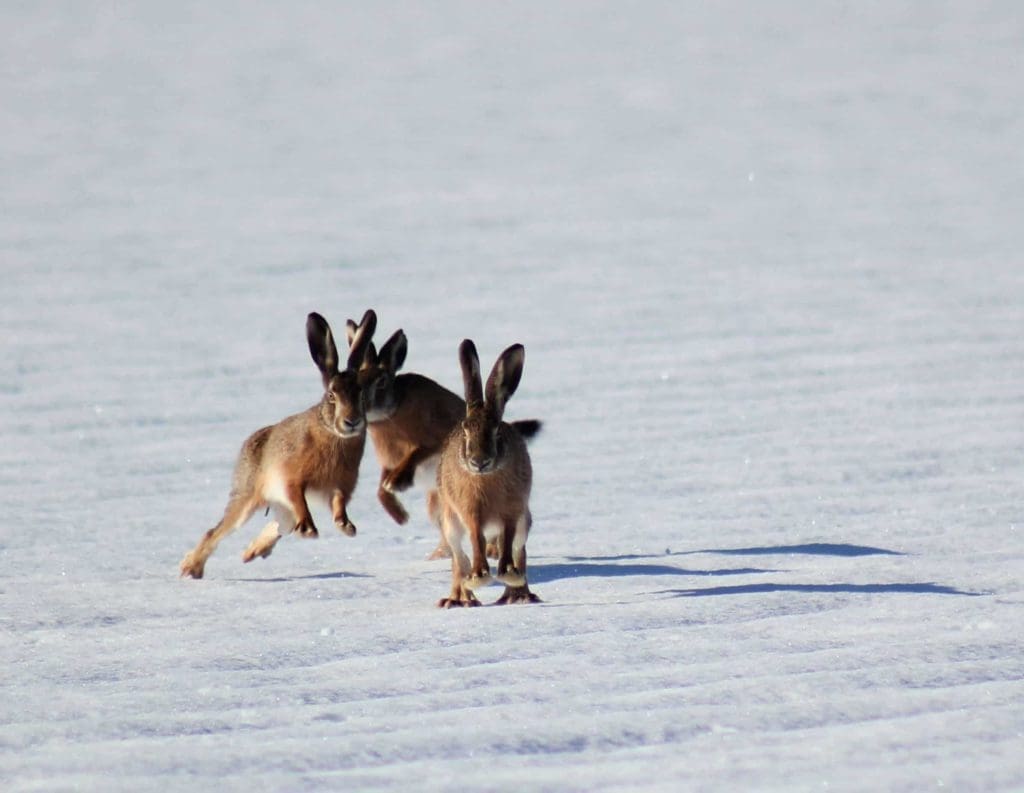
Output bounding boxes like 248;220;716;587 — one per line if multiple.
347;321;541;561
347;323;462;545
435;339;541;607
179;309;377;579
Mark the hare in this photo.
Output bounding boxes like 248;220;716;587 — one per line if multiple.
435;339;541;607
346;323;462;548
347;321;541;561
179;309;377;579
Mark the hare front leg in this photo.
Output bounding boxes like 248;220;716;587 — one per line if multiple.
331;489;357;537
383;447;431;493
282;481;318;537
462;511;492;591
438;505;480;607
496;512;540;604
377;468;410;525
495;516;525;587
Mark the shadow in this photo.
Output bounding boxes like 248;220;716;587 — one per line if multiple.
659;582;982;598
227;571;371;583
697;543;904;557
527;561;775;585
566;543;903;563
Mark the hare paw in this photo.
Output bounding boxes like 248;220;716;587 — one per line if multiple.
495;586;541;605
179;552;205;579
437;593;482;608
463;570;493;591
386;466;416;493
495;566;526;587
336;519;357;537
379;491;409;525
242;521;281;562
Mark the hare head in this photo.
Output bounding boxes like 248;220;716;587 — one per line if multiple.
458;339;525;474
307;309;377;438
346;322;408;422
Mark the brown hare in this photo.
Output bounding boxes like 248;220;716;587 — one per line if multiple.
435;339;540;607
179;309;377;579
347;321;541;561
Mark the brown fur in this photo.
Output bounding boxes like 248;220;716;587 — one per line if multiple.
349;323;541;561
366;373;463;526
179;310;375;579
435;340;541;607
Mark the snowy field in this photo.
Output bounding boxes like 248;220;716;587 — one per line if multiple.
2;2;1023;790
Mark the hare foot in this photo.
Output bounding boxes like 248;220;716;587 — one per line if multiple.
242;521;281;562
495;586;541;605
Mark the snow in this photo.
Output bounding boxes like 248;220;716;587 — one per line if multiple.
2;1;1023;790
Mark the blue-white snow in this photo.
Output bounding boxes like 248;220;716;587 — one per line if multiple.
2;2;1023;791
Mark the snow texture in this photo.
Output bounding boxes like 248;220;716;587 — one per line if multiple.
2;2;1023;791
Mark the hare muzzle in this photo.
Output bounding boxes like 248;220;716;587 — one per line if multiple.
340;416;365;436
466;456;495;474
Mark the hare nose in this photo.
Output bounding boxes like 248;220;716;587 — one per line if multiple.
343;417;362;431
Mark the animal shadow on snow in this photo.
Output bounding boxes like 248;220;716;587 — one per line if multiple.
227;570;371;584
563;544;981;597
663;581;981;598
565;542;903;563
537;543;896;585
528;561;776;585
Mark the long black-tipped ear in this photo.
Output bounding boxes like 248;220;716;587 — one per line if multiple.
378;329;408;373
346;309;377;371
459;339;483;407
485;344;524;421
307;312;339;384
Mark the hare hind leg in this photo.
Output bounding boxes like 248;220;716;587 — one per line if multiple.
242;500;293;562
242;519;283;562
180;494;260;579
425;489;452;560
437;505;480;608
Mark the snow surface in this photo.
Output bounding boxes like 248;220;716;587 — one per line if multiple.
2;2;1023;791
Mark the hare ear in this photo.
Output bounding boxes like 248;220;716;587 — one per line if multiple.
347;317;378;368
378;329;408;373
485;344;524;421
363;342;379;368
307;312;339;384
459;339;483;407
346;309;377;371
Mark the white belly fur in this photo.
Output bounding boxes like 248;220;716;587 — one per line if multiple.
262;468;331;512
413;455;440;490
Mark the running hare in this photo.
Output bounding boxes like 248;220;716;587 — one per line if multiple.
179;309;376;579
348;321;541;561
435;339;540;607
